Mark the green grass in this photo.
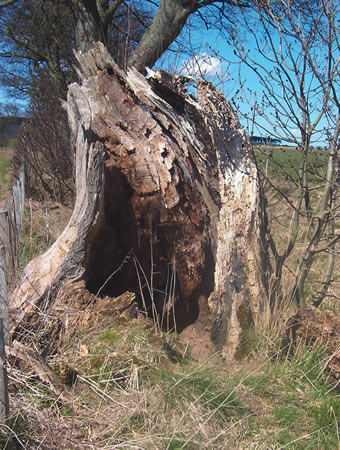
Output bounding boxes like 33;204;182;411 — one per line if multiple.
141;365;246;426
7;314;340;448
98;329;120;345
0;148;13;200
239;344;339;448
0;137;16;149
0;151;12;176
274;405;302;427
254;145;329;183
18;210;54;269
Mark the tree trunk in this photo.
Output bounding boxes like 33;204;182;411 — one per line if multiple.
10;43;270;359
127;0;198;74
76;0;107;52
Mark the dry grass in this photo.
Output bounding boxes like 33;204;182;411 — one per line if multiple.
2;306;339;449
266;181;340;314
18;199;72;270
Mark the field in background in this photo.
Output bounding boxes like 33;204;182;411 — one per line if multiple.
1;143;338;311
254;145;339;314
254;145;329;182
0;146;14;202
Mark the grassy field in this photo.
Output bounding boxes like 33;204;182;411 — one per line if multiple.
254;145;329;183
254;144;339;313
0;146;14;202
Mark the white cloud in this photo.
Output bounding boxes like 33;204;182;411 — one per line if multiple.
290;128;301;137
181;53;222;79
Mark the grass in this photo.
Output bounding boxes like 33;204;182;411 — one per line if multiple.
18;212;54;269
142;366;245;421
4;143;338;448
254;145;329;182
254;144;339;314
0;137;16;150
4;311;339;449
0;147;13;201
98;329;120;345
18;200;72;270
237;331;339;449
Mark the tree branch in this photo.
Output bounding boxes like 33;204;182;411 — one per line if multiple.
311;234;340;255
0;0;17;7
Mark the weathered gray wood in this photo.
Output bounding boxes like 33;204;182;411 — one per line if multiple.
0;210;9;252
7;340;73;404
0;246;9;345
10;43;271;358
0;167;25;296
4;196;18;276
198;84;271;359
0;211;12;294
11;167;25;235
9;83;106;328
0;318;9;421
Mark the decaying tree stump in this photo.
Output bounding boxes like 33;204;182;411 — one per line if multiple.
9;43;270;359
285;307;340;380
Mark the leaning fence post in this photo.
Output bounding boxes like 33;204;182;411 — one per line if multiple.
12;167;25;235
0;318;9;421
0;210;10;254
0;245;9;346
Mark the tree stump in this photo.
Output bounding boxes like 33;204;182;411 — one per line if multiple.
10;43;270;359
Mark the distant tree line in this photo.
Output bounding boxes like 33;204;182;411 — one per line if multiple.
0;115;23;147
251;136;281;146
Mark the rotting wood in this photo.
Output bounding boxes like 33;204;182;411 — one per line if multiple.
6;340;74;404
32;282;137;356
9;43;271;359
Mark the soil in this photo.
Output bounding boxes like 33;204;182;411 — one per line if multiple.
179;295;215;360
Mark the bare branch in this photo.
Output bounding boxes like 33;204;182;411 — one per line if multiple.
0;0;17;7
311;235;340;255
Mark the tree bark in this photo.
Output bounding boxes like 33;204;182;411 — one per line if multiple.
198;86;271;359
10;43;270;359
76;0;107;52
75;0;125;54
128;0;198;74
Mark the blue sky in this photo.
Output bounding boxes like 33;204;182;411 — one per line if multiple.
0;86;27;114
0;87;13;107
1;4;337;147
157;29;286;141
155;28;272;137
155;7;338;148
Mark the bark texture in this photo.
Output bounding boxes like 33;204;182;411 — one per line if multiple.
128;0;197;74
10;43;270;359
76;0;105;53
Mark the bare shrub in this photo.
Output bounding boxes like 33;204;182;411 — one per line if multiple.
13;74;74;205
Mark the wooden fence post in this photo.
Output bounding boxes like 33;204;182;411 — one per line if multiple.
12;168;25;235
0;211;10;346
0;167;24;422
0;215;10;422
0;210;10;253
0;318;9;421
0;245;8;345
